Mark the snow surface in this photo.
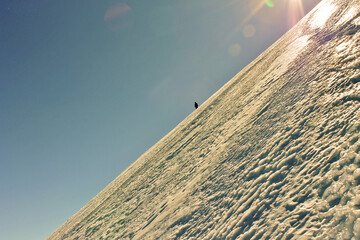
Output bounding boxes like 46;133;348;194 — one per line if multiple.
48;0;360;239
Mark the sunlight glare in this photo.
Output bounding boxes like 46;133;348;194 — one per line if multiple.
232;0;267;34
286;0;305;28
337;7;357;26
310;1;337;28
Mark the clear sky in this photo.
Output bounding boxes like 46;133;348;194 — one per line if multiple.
1;0;320;239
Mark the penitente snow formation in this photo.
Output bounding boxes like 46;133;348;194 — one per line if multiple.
48;0;360;239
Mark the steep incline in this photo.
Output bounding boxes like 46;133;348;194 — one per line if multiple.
48;0;360;239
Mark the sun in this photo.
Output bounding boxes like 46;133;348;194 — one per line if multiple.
232;0;307;33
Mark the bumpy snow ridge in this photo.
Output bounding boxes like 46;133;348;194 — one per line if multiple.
48;0;360;239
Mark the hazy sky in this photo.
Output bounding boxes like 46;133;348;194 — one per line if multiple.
1;0;320;239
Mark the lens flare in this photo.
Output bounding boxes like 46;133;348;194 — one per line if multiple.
104;3;133;32
266;0;275;8
228;44;241;57
232;0;267;34
286;0;305;28
242;24;256;38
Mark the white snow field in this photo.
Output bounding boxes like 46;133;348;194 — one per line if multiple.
48;0;360;239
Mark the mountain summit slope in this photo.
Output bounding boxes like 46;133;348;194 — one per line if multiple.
48;0;360;239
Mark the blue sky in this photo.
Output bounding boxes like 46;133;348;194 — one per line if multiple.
0;0;320;239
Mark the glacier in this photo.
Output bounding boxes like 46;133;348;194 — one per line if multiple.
48;0;360;239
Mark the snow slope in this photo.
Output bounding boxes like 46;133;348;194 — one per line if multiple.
48;0;360;239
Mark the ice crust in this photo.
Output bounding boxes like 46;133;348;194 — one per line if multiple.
48;0;360;239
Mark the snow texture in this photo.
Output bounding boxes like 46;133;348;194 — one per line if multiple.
48;0;360;239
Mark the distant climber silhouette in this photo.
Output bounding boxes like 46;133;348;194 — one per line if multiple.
194;102;199;109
